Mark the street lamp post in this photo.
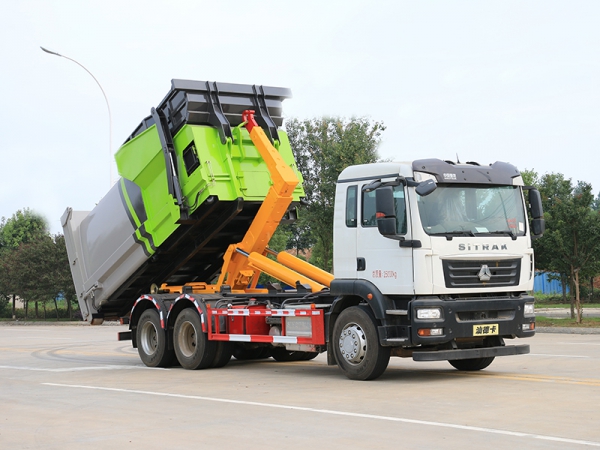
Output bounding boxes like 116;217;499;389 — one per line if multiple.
40;46;114;188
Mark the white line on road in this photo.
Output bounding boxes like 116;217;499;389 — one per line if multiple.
0;365;169;372
528;353;590;358
557;342;600;346
43;383;600;447
13;336;75;340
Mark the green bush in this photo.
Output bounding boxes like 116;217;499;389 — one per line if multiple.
533;293;564;303
535;289;600;304
0;299;80;320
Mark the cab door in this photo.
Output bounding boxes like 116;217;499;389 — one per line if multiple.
355;184;414;295
332;184;359;278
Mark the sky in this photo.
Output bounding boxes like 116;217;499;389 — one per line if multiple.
1;0;599;233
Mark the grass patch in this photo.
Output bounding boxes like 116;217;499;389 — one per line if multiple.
535;316;600;328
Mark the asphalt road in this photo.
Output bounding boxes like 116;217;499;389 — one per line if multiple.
1;324;599;449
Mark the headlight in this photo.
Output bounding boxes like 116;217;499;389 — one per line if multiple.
417;308;442;319
524;303;535;316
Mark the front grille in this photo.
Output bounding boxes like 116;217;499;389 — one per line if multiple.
443;259;521;288
456;309;515;322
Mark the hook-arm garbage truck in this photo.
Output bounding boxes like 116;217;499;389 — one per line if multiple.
62;79;545;380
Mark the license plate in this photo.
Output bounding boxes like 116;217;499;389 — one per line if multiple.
473;324;499;336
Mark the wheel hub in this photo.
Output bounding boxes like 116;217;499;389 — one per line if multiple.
178;321;197;358
338;323;366;365
140;321;158;356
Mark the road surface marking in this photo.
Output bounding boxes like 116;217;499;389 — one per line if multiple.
0;347;136;357
528;353;589;358
435;370;600;386
557;342;600;346
0;365;168;372
43;383;600;447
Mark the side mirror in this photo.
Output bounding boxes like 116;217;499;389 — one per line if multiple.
375;187;397;237
415;179;437;196
531;218;545;237
528;189;544;238
529;189;543;219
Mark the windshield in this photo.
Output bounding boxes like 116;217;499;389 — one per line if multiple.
417;185;526;236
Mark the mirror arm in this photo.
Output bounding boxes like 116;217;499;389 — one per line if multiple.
363;176;407;192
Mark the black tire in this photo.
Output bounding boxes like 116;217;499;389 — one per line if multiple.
136;309;174;368
333;306;390;381
270;347;305;362
301;352;319;361
173;308;217;370
449;357;495;371
232;345;271;360
270;348;319;362
210;341;233;368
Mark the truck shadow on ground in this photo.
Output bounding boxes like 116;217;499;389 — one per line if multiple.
208;358;479;384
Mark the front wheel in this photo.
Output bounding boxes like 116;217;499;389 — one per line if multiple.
333;306;390;380
173;309;216;370
136;309;174;367
449;357;495;371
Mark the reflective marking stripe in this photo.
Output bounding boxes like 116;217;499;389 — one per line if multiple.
173;294;206;332
272;336;298;344
211;309;322;317
207;307;325;345
229;335;252;342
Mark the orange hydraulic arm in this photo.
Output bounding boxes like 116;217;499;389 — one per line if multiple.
215;110;315;291
159;110;331;295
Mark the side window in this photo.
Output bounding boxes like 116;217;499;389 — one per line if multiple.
346;185;357;227
362;185;407;232
183;142;200;176
362;189;377;227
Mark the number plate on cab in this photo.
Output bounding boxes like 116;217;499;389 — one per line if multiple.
473;324;499;336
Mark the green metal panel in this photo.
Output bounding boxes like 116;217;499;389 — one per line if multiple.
115;122;304;253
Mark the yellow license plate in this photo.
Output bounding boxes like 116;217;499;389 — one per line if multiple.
473;324;499;336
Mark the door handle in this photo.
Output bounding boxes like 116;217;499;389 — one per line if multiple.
357;257;366;271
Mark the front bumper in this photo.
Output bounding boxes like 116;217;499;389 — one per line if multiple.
409;296;535;346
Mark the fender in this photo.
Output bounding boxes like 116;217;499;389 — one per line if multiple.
329;279;394;320
129;294;170;348
167;294;209;333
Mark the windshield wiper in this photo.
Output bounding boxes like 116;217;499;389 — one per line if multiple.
480;230;518;240
430;230;475;240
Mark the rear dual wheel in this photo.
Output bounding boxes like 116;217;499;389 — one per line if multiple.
173;309;216;370
137;308;232;370
232;345;271;360
137;309;174;368
270;348;319;362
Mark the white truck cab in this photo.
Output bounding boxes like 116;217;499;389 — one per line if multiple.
329;158;544;371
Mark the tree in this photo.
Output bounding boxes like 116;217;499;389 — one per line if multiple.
0;208;48;250
592;192;600;211
0;208;48;318
54;234;77;319
286;117;385;272
2;233;74;320
532;173;600;323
